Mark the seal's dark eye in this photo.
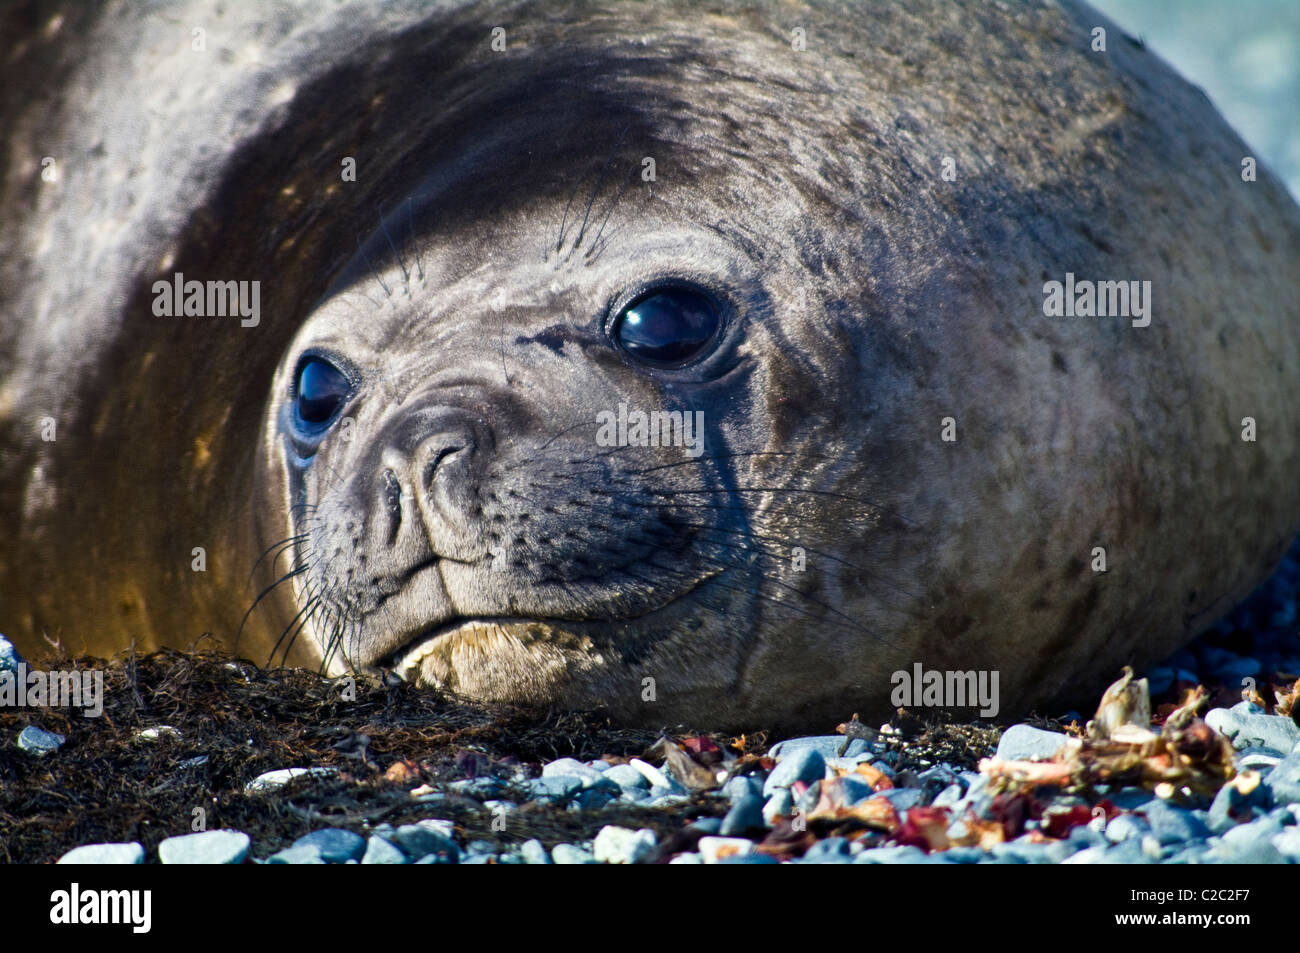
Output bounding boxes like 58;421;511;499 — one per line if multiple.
295;358;350;426
612;287;721;367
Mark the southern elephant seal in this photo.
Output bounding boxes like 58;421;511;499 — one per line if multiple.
2;0;1298;730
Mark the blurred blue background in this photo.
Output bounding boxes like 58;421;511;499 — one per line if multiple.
1091;0;1300;199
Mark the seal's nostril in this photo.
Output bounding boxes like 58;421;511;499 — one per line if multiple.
382;468;402;546
423;445;464;491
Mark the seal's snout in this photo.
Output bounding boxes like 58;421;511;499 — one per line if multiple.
413;433;474;534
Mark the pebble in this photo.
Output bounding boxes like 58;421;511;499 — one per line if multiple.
878;788;922;811
995;724;1069;762
266;843;326;864
159;829;250;865
768;735;870;760
1272;827;1300;860
763;747;826;796
292;828;365;862
552;843;597;864
244;766;337;793
392;820;459;862
360;836;408;865
1236;746;1286;773
1263;744;1300;805
133;726;182;742
719;794;766;836
17;725;65;756
520;839;552;865
542;758;616;789
1105;814;1152;843
527;775;584;801
1205;702;1300;752
721;775;763;802
57;842;145;865
628;758;676;790
1208;782;1265;833
592;825;657;864
603;764;650;791
991;839;1075;864
855;845;929;864
698;836;756;863
801;837;854;864
1140;800;1210;845
0;634;21;672
763;789;794;825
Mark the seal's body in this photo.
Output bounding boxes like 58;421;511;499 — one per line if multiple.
2;1;1298;729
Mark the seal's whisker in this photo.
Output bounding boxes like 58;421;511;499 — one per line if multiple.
583;163;636;264
355;233;391;298
405;196;425;282
665;518;927;606
247;533;311;584
566;123;630;261
378;206;410;286
269;591;320;669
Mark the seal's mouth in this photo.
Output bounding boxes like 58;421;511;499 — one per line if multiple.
388;617;548;679
383;571;724;686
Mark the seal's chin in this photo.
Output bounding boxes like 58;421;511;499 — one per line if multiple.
390;618;608;705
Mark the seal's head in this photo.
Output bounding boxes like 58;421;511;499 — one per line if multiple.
260;10;936;729
251;1;1300;730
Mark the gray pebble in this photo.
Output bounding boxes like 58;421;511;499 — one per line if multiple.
854;845;929;864
762;747;826;796
392;820;459;862
1140;800;1210;845
878;788;922;811
1263;744;1300;805
801;837;854;864
267;843;326;864
1271;826;1300;860
542;758;615;789
719;794;766;836
768;735;870;760
57;842;145;865
292;828;366;863
0;634;22;672
1209;779;1272;832
604;764;650;791
688;817;723;836
520;839;552;865
527;775;584;801
995;724;1068;762
593;825;656;864
1105;814;1152;843
447;777;506;797
1236;746;1285;773
17;725;65;757
159;829;250;865
721;775;763;802
697;836;757;863
1206;702;1300;753
551;843;597;864
763;789;794;825
360;836;408;865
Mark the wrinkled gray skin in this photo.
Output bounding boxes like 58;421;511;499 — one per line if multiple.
2;0;1298;731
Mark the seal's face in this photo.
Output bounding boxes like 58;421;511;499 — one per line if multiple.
259;50;923;725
